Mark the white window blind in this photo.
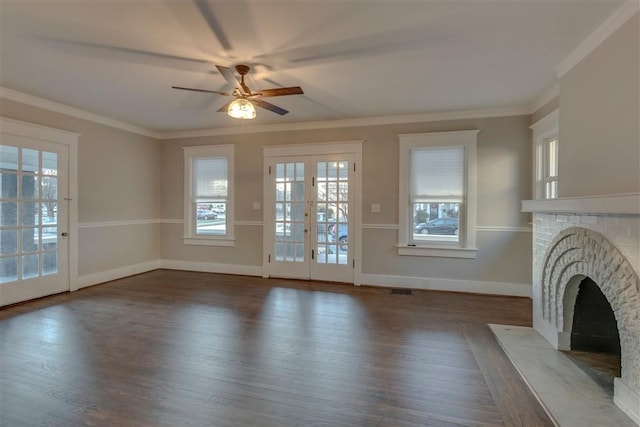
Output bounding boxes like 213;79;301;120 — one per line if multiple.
410;146;464;203
193;157;227;201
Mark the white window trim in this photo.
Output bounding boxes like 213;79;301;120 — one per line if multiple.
530;109;559;200
183;144;235;246
398;130;478;258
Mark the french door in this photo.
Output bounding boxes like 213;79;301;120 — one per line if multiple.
264;152;356;283
0;134;70;306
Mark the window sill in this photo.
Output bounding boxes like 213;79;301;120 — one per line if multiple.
183;237;235;247
397;245;477;259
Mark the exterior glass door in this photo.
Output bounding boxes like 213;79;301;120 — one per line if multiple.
266;154;354;283
0;137;69;306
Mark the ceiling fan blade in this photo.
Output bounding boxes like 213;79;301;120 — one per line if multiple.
194;0;232;51
253;87;304;98
252;98;289;115
217;101;233;112
172;86;230;96
215;65;248;95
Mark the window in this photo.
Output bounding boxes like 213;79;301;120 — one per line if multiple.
543;137;558;199
531;109;559;199
183;145;234;246
398;131;478;258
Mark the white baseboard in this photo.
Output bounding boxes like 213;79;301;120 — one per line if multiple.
358;273;531;297
614;378;640;426
76;262;529;298
77;260;161;289
159;259;263;277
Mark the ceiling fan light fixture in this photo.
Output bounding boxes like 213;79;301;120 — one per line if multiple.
227;98;256;119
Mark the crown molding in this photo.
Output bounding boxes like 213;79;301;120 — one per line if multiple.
0;86;160;139
556;0;639;78
529;84;559;114
158;106;530;139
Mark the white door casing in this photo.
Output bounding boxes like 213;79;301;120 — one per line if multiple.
0;117;78;306
263;141;363;284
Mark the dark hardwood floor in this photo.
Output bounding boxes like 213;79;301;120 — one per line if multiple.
0;270;553;426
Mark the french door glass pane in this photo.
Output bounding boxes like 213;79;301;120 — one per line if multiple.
0;257;18;283
21;176;39;199
22;254;39;279
43;226;58;250
42;177;58;201
0;173;18;198
274;162;305;262
0;230;17;254
42;202;57;225
0;145;19;170
42;151;58;175
21;202;38;226
0;202;17;226
43;252;57;276
21;228;39;252
21;149;39;173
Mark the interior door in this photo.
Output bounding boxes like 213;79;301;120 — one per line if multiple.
265;154;354;283
0;136;69;306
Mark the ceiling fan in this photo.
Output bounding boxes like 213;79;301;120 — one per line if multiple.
172;64;304;119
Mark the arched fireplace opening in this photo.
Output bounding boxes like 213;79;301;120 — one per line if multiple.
571;277;621;354
566;277;621;393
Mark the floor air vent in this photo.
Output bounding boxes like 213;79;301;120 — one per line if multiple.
390;288;413;295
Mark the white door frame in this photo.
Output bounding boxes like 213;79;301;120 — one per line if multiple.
0;117;79;294
262;140;363;285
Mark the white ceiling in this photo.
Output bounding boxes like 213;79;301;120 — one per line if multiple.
0;0;624;132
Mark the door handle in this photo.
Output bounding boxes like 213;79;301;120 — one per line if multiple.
61;232;68;237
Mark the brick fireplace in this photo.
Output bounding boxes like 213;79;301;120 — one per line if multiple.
522;193;640;425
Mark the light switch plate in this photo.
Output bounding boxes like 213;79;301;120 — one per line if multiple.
371;203;381;213
253;201;261;210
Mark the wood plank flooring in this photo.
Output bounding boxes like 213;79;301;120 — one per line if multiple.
0;270;553;426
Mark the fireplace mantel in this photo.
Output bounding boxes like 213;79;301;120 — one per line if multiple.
522;193;640;215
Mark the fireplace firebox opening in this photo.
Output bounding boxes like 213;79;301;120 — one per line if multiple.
571;277;621;355
565;276;622;393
